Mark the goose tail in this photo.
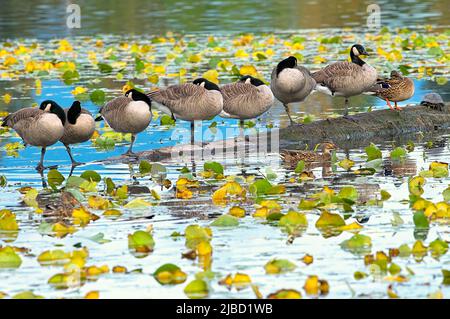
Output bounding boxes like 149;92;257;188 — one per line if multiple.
95;115;103;122
364;82;390;95
1;114;10;127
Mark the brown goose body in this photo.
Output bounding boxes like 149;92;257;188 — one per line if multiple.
312;61;378;97
148;83;223;121
2;107;64;147
270;65;316;104
99;96;152;134
60;108;95;145
220;81;274;120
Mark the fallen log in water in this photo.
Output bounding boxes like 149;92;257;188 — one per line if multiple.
100;103;450;164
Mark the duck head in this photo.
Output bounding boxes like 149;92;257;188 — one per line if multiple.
350;44;370;66
125;89;152;111
67;101;82;125
193;78;220;91
390;70;403;79
276;56;297;77
240;75;265;86
39;100;66;125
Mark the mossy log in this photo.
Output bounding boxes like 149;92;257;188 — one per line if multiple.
100;103;450;164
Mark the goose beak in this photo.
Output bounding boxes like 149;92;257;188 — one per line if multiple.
360;50;370;57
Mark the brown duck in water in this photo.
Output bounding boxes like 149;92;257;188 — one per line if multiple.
281;142;337;165
367;70;415;110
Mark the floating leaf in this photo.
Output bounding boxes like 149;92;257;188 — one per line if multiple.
264;259;296;274
210;214;239;227
184;279;209;299
390;147;407;160
267;289;301;299
47;169;65;189
128;230;155;254
0;246;22;268
124;198;152;209
365;143;382;161
153;263;187;285
80;170;101;182
340;234;372;254
408;176;425;196
338;158;355;171
204;161;224;175
413;211;429;229
228;206;245;218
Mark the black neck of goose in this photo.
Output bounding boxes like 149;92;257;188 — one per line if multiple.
350;51;365;66
67;102;81;125
51;105;66;126
132;91;152;111
276;57;296;77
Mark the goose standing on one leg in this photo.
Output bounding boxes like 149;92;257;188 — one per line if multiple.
51;100;95;166
95;89;152;156
1;100;66;171
312;44;378;118
270;56;316;125
366;70;414;110
147;78;223;144
220;75;274;125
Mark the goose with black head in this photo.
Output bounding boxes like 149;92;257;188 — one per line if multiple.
95;89;152;155
312;44;378;117
220;75;274;125
57;101;95;165
270;56;316;125
147;78;223;144
2;100;66;171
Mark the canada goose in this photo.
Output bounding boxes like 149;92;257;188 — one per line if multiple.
220;75;274;125
420;92;445;111
95;89;152;155
1;100;66;171
148;78;223;144
366;70;414;110
45;101;95;166
270;56;316;125
312;44;378;117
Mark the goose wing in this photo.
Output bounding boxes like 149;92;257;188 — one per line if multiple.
221;82;256;100
99;96;131;116
147;84;204;114
2;107;43;128
312;61;363;91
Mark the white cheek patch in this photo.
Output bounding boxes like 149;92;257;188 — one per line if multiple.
245;78;251;84
45;103;51;111
352;47;359;56
128;92;133;99
200;82;205;87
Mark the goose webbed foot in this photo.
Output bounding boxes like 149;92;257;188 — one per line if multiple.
71;161;84;167
343;115;358;123
35;164;57;172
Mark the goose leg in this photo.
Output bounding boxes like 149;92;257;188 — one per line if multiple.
343;98;358;122
64;144;83;166
124;134;137;156
35;147;46;172
343;98;350;116
283;104;294;125
190;121;195;145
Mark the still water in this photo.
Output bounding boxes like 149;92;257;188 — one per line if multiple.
0;0;449;39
